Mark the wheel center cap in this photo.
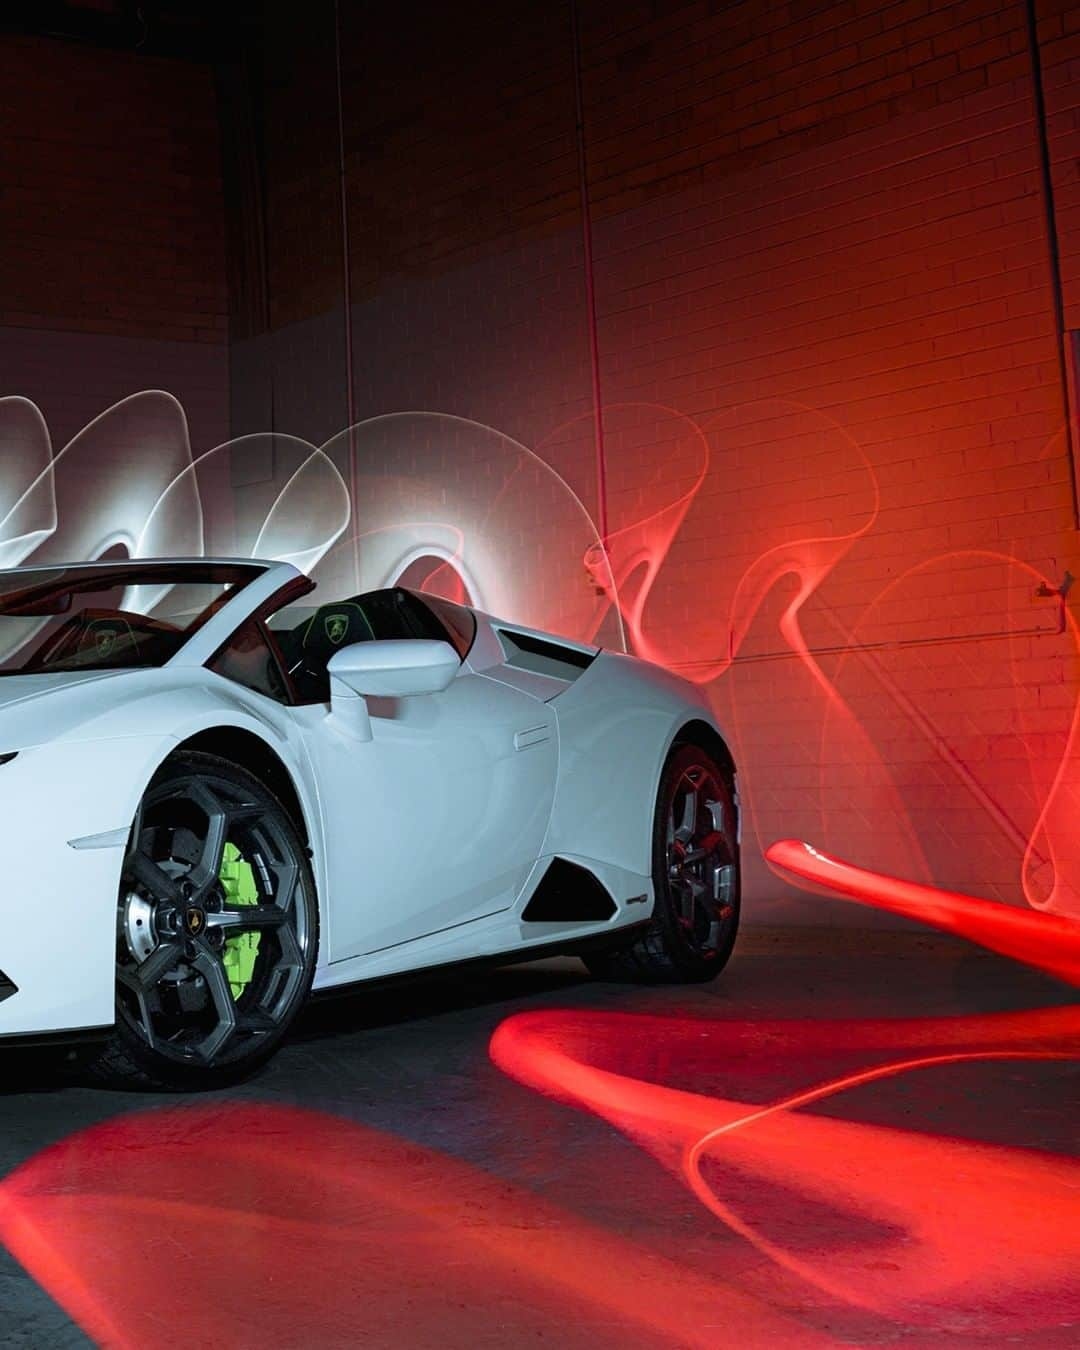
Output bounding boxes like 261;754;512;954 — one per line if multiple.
185;906;206;937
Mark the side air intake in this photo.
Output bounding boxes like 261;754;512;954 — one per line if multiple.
521;858;617;923
496;628;595;682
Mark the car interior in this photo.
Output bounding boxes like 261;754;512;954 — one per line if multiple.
0;579;474;708
266;587;473;704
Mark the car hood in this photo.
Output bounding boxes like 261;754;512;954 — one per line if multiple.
0;669;172;750
0;670;122;708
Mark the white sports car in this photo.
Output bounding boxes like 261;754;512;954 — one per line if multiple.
0;558;740;1087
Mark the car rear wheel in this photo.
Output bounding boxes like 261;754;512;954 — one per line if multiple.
90;751;318;1090
585;742;740;983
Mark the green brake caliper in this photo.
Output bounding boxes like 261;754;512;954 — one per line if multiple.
219;841;261;1001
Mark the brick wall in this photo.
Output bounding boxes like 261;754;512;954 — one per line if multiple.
1039;0;1080;325
576;0;1078;911
232;1;598;502
234;0;1080;920
0;32;228;453
337;0;598;503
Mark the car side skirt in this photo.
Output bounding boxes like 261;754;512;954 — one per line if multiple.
308;921;651;1003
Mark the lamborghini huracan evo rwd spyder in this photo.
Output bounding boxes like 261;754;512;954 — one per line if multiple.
0;558;740;1087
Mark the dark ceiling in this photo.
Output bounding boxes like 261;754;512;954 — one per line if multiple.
0;0;262;62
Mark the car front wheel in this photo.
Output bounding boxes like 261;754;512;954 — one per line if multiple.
92;751;318;1089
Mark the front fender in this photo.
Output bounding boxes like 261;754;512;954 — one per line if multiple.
0;677;326;1039
0;735;178;1037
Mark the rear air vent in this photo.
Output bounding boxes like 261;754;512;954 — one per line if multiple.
522;858;617;922
496;628;595;682
0;970;17;1003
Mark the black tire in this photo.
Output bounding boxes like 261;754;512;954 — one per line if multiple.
90;751;318;1090
585;741;740;983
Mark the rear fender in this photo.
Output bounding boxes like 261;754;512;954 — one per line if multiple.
543;651;730;876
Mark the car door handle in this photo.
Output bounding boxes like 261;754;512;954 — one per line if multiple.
514;725;551;750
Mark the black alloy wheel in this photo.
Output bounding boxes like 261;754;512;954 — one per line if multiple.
93;751;318;1089
585;741;740;982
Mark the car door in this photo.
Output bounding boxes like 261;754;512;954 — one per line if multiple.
277;590;558;963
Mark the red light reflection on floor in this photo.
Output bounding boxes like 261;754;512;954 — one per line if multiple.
766;838;1080;985
0;1103;827;1350
491;839;1080;1331
490;1004;1080;1331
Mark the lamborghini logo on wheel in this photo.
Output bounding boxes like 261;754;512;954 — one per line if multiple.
324;614;349;644
95;629;117;655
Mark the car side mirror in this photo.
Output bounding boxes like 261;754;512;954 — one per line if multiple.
326;639;459;700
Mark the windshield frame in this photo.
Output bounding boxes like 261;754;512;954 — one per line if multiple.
0;560;270;678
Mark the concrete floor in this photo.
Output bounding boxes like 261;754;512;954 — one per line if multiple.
0;927;1076;1348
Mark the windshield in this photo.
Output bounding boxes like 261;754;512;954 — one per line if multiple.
0;562;264;675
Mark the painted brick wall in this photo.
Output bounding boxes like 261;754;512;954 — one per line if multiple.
1038;0;1080;327
232;1;598;506
231;0;1080;921
337;0;598;505
0;32;229;455
0;33;227;344
578;0;1078;912
223;2;349;447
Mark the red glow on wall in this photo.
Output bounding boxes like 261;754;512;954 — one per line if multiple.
548;397;1080;926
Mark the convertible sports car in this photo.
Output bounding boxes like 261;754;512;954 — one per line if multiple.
0;558;740;1087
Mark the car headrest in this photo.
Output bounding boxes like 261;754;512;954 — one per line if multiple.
299;601;376;663
77;616;138;661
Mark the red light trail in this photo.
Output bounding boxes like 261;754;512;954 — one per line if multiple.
765;837;1080;984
